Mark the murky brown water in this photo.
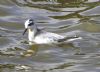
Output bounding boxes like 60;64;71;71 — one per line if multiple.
0;0;100;72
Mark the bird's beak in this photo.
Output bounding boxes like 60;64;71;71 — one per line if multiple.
23;28;28;35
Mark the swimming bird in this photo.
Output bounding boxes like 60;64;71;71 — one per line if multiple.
23;19;82;45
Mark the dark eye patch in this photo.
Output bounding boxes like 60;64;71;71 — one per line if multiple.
28;23;34;26
28;19;34;26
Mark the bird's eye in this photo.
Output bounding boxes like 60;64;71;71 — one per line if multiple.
28;23;33;26
28;19;34;26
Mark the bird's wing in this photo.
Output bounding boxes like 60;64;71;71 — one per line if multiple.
39;32;64;41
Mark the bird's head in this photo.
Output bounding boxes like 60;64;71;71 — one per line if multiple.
23;19;36;35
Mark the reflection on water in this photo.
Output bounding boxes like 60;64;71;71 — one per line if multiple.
0;0;100;72
21;44;38;57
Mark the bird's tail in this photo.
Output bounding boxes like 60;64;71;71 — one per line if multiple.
58;36;82;42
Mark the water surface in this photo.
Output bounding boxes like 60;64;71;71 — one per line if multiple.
0;0;100;72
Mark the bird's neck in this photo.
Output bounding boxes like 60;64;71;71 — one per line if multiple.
28;26;41;40
28;28;37;38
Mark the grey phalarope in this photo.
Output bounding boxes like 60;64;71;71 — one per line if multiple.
23;19;82;45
